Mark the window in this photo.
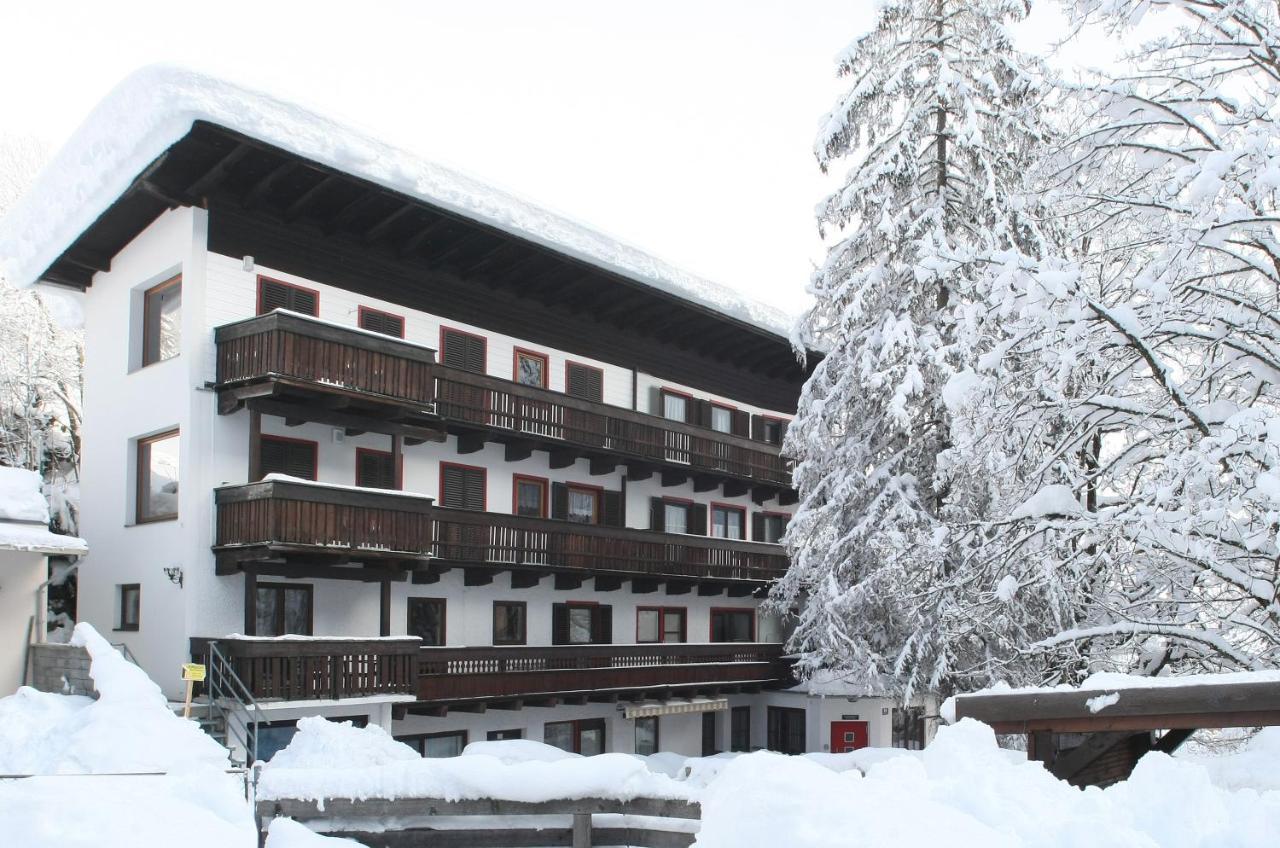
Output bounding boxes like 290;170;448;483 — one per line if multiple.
565;362;604;402
636;607;686;643
407;597;446;646
544;719;606;755
440;463;485;510
702;712;718;756
710;404;733;434
357;306;405;338
356;448;398;489
257;277;318;316
711;505;746;540
255;583;313;636
513;348;549;388
754;513;790;544
440;327;486;373
487;729;523;741
893;706;927;750
512;475;548;518
767;707;806;755
710;609;755;643
136;429;180;522
731;706;751;752
650;498;705;535
660;389;689;422
117;584;140;631
493;601;527;645
141;276;181;367
552;602;611;645
566;485;599;524
255;716;365;762
756;416;786;446
259;435;317;481
635;717;659;756
398;731;467;758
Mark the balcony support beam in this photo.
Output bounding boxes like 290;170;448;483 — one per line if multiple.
464;567;495;587
660;470;688;488
554;574;584;591
593;575;623;592
589;457;618;476
692;474;719;493
697;584;726;597
549;448;580;469
489;699;525;711
379;580;392;637
457;432;487;454
666;581;694;596
631;579;659;594
626;463;654;481
504;440;534;462
723;480;751;498
511;571;542;590
727;584;757;598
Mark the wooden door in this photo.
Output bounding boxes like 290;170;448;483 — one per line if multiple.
830;720;869;753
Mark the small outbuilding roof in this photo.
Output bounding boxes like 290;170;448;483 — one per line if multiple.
0;467;87;555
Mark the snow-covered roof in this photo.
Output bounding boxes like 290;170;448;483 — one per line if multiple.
0;65;794;340
0;466;86;555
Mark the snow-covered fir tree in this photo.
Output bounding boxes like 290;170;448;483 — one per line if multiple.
773;0;1074;695
982;0;1280;675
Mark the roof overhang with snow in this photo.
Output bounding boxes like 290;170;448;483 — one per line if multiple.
0;69;811;409
955;680;1280;734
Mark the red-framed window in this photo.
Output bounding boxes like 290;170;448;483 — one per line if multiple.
710;503;747;540
257;276;319;316
439;462;486;511
710;403;736;435
649;496;704;535
258;434;319;481
513;347;550;388
710;608;756;643
512;474;549;518
355;447;400;489
544;718;606;756
636;606;687;643
658;387;694;422
357;305;405;338
439;326;487;373
565;361;604;402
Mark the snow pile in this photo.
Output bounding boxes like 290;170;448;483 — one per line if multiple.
0;65;794;339
0;466;50;522
0;623;229;773
1009;484;1083;519
461;738;579;764
694;719;1280;848
265;818;365;848
1182;728;1280;793
0;623;255;848
258;719;691;804
1085;691;1120;713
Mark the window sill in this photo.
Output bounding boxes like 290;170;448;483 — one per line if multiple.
113;626;139;632
128;354;181;375
132;515;179;526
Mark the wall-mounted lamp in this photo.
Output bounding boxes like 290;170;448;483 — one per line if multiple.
163;566;184;588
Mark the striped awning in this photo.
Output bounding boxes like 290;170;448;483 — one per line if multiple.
624;698;729;719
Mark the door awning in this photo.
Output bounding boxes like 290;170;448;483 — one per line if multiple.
624;698;729;719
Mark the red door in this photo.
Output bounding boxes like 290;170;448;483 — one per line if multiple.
830;720;869;753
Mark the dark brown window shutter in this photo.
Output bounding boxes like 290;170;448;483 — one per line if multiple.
442;465;484;510
259;438;316;480
751;414;764;441
777;419;790;445
602;490;623;527
752;512;765;542
551;483;569;520
259;279;318;316
292;287;318;316
358;451;396;489
688;503;708;536
650;386;665;415
566;363;603;402
593;605;613;644
442;330;486;373
552;603;570;645
359;309;405;338
691;399;709;427
733;410;751;438
649;497;665;532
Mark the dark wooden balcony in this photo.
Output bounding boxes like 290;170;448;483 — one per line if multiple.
190;636;421;701
213;479;787;586
416;643;791;706
214;312;792;494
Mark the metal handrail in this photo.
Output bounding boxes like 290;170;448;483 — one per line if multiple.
205;640;266;768
109;641;140;666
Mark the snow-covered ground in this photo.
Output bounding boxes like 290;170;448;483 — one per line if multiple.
3;631;1279;847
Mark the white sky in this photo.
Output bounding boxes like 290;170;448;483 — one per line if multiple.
0;1;1113;316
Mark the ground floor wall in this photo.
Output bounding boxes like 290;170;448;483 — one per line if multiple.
1;551;46;695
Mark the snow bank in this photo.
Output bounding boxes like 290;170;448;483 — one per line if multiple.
461;738;579;764
693;719;1280;848
265;818;366;847
0;623;229;774
1010;484;1083;519
0;466;50;523
258;718;691;804
0;65;794;340
1182;727;1280;793
0;623;256;847
956;668;1280;703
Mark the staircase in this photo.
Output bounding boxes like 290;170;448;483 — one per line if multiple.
184;641;266;768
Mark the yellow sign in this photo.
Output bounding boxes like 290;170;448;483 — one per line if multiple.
181;663;206;682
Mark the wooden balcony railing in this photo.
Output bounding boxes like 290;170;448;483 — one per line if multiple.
417;643;791;702
213;480;787;582
433;506;786;582
213;478;435;561
190;636;422;701
214;312;791;488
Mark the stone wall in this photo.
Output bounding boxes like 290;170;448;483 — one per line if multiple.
28;643;96;697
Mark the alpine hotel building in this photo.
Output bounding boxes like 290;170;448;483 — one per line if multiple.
6;74;929;762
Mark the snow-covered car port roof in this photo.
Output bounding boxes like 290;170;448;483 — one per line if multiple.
953;673;1280;788
0;68;808;408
